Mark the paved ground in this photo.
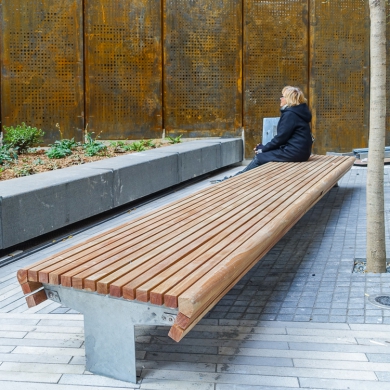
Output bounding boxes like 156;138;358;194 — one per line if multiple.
1;163;390;389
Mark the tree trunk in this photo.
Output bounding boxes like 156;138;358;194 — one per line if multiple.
366;0;387;273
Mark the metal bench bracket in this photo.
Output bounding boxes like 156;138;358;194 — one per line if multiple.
43;284;178;383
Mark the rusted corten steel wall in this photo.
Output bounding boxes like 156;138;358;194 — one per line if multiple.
0;0;382;153
85;0;162;139
244;0;309;158
0;0;84;143
309;0;369;155
163;0;242;137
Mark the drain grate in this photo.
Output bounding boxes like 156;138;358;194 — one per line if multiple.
374;296;390;307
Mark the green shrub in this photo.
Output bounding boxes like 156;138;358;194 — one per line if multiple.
53;138;79;150
13;164;35;177
0;145;18;165
46;146;73;159
46;138;79;159
84;143;107;156
167;134;182;144
3;123;44;154
129;141;145;152
83;132;107;157
142;139;156;148
110;141;129;153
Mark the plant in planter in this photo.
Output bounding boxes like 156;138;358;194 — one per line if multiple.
167;134;182;144
46;138;80;159
0;145;18;165
3;123;44;154
83;132;107;157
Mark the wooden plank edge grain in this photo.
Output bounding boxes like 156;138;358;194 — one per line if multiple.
25;290;47;308
17;269;28;285
20;281;44;295
177;156;355;318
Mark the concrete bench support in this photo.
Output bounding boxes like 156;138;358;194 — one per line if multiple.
43;284;177;383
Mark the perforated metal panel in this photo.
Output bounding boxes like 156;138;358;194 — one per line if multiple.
0;0;84;142
244;0;309;157
85;0;162;139
164;0;242;137
310;0;369;154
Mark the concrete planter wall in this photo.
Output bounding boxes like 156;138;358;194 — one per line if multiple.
0;138;243;249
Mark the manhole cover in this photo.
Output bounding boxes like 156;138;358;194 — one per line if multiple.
375;296;390;306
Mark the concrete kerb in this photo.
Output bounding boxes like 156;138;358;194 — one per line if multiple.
0;138;243;249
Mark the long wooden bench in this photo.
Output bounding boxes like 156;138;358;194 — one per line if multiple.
17;154;355;383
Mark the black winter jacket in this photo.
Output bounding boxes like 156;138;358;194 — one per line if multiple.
261;103;312;160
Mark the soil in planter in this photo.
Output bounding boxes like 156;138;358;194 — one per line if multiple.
0;141;171;182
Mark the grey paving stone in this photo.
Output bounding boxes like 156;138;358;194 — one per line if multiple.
375;371;390;381
59;373;137;388
299;377;389;390
216;363;377;381
0;371;61;383
365;317;383;324
141;369;299;388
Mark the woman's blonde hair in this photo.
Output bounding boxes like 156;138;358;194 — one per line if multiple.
282;86;307;107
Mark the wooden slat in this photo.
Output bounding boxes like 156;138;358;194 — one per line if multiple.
76;163;289;293
20;281;43;295
25;290;47;308
169;156;355;341
63;163;290;289
128;160;320;303
32;162;282;284
175;156;355;318
113;163;308;298
20;162;282;283
161;156;341;308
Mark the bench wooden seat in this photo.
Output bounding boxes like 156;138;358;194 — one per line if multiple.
17;154;355;383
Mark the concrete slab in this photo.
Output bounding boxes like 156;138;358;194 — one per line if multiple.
0;166;114;248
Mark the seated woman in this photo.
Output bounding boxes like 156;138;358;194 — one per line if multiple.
220;86;313;181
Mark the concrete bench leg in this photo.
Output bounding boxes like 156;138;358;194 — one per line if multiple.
43;284;178;383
